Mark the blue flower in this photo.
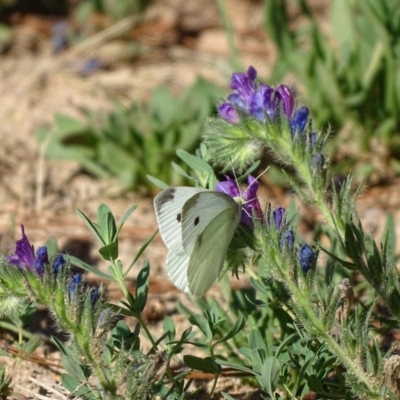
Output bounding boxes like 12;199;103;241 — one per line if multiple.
34;247;48;276
7;225;36;271
53;254;65;275
291;107;309;137
69;273;82;300
299;244;315;274
311;153;325;171
215;175;263;227
90;288;100;308
280;230;295;250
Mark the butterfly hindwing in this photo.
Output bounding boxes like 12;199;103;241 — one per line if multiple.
187;207;240;296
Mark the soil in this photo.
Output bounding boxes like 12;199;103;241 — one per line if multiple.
0;1;399;399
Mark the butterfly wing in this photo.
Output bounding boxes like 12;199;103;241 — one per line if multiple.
154;187;208;293
181;192;241;296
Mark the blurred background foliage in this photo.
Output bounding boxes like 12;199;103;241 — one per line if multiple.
36;79;222;194
1;0;400;192
265;0;400;181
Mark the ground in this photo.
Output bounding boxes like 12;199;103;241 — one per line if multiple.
1;0;400;398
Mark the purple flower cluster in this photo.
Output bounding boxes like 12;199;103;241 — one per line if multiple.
216;175;263;228
6;225;65;276
218;66;309;137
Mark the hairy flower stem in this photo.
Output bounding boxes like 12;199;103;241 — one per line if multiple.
286;280;379;396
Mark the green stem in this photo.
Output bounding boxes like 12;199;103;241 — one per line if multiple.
207;344;220;400
286;280;379;395
0;321;40;342
137;313;157;352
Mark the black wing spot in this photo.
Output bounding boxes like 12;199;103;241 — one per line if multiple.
177;213;181;223
194;216;200;226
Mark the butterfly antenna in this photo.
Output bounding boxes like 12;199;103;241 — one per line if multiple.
242;166;270;197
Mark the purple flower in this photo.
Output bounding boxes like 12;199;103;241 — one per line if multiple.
273;207;286;230
34;247;48;276
215;175;262;227
6;225;35;271
218;66;296;124
53;254;65;275
299;244;315;274
218;103;240;124
69;273;82;300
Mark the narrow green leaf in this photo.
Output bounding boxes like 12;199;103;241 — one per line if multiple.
216;314;246;344
75;208;105;245
259;356;280;394
217;358;255;375
177;149;213;175
171;162;193;180
184;355;221;374
21;337;41;354
66;255;112;280
135;262;150;313
124;230;158;277
62;356;87;381
147;175;170;189
188;314;212;339
117;205;138;236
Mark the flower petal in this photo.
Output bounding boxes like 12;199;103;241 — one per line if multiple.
215;176;240;197
218;103;240;124
6;225;35;271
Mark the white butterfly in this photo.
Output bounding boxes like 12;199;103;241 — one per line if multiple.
154;187;242;297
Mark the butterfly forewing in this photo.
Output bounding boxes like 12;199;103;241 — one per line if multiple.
181;192;240;255
187;207;240;296
154;187;208;294
154;187;207;252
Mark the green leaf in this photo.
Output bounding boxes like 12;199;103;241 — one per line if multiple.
135;262;150;313
177;149;213;176
147;175;170;189
258;356;280;394
99;241;118;261
66;255;113;280
61;356;88;381
171;162;193;180
124;230;158;277
75;208;104;245
117;205;138;236
188;314;213;340
61;375;93;397
183;355;221;374
215;314;246;344
217;358;255;375
97;204;117;242
55;114;88;136
21;337;41;354
249;329;267;354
